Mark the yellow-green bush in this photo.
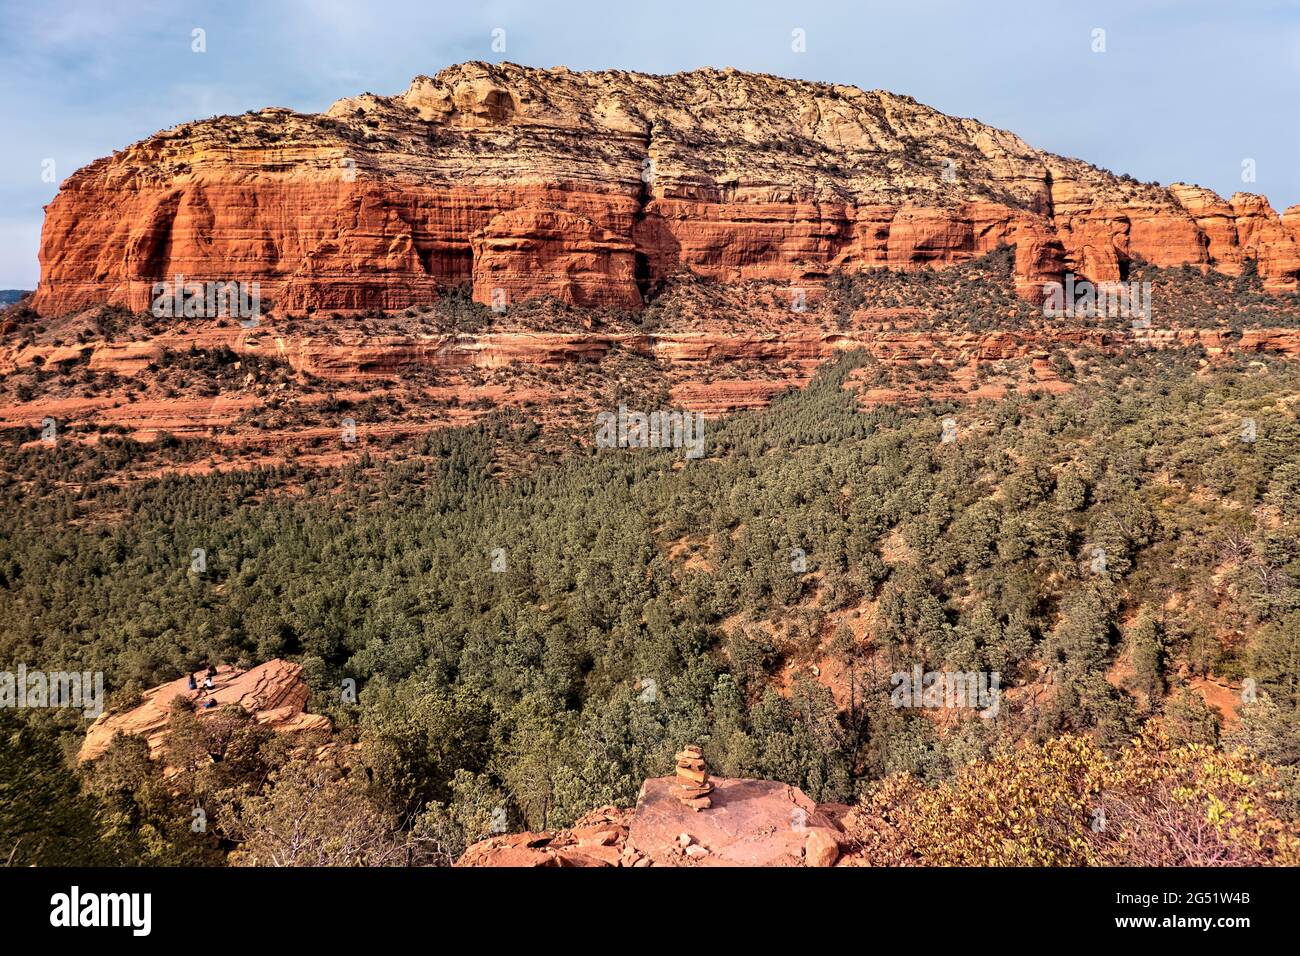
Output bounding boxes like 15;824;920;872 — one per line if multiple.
849;731;1300;866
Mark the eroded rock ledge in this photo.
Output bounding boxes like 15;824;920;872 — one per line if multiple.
78;660;330;764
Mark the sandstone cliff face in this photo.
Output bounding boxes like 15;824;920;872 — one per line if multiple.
33;62;1300;317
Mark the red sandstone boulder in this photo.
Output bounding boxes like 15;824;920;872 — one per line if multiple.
804;828;842;867
454;808;633;868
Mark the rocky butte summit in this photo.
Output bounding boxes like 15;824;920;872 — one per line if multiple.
33;60;1300;318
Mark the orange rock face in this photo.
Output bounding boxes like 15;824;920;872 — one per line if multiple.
31;62;1300;318
77;659;330;763
472;206;640;310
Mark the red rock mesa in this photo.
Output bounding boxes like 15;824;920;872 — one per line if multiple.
32;62;1300;317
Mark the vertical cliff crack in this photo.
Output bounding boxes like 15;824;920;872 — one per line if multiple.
1041;164;1057;223
633;125;657;302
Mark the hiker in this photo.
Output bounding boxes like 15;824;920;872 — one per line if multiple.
203;675;214;690
187;674;197;691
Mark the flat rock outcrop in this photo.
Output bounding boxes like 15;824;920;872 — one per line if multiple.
78;659;330;763
32;62;1300;317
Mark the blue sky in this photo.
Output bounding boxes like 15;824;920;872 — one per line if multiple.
3;0;1299;288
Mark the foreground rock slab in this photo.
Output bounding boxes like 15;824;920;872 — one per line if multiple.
457;774;846;867
628;775;843;867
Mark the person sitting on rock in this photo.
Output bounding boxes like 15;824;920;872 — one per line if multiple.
203;675;215;689
187;674;197;691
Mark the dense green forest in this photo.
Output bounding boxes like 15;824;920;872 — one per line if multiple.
3;346;1299;865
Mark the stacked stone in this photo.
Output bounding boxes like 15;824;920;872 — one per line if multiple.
674;744;714;811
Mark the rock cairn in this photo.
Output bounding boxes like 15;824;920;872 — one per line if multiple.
674;744;714;811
